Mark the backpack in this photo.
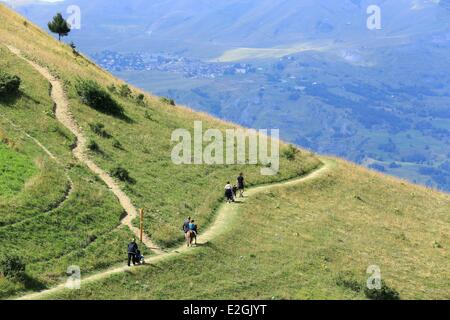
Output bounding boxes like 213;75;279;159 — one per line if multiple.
128;242;136;253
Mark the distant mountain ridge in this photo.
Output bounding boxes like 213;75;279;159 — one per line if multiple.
7;0;450;56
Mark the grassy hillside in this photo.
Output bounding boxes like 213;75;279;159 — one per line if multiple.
0;4;320;299
47;159;450;300
0;5;321;246
0;143;37;198
0;4;448;300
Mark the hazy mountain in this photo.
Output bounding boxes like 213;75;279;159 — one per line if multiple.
6;0;450;56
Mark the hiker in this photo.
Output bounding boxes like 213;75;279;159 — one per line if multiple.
188;219;198;245
182;216;191;233
127;238;139;267
225;181;234;203
237;173;245;198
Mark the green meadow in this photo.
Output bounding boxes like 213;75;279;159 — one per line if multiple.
0;143;37;198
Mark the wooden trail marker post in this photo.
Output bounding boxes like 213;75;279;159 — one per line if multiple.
139;208;144;243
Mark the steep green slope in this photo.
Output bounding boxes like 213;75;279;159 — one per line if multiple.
0;4;320;299
0;4;320;247
0;54;136;298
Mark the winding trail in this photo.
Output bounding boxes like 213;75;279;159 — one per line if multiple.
6;45;163;254
17;160;332;300
6;44;334;300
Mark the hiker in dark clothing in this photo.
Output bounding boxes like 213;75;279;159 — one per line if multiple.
232;185;238;199
127;238;139;267
237;173;245;197
182;216;191;233
225;181;234;203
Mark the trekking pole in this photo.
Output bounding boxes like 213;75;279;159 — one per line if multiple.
139;208;144;243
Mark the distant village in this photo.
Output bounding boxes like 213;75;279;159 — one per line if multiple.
91;50;256;79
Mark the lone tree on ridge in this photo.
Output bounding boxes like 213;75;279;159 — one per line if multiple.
48;13;71;41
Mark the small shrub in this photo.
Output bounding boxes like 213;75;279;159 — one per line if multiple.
87;139;100;152
0;255;26;279
118;84;132;98
433;241;443;249
110;166;134;184
112;139;123;149
282;144;298;160
107;84;117;93
160;97;175;106
89;122;111;138
135;93;146;106
0;71;21;96
69;42;79;56
84;234;97;246
364;281;400;300
0;129;19;151
75;79;123;116
335;272;362;292
144;111;152;120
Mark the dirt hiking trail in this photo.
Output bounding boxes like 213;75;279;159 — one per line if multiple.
17;160;332;300
6;44;333;301
6;45;162;254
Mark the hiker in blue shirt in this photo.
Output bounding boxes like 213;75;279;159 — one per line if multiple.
188;220;198;245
